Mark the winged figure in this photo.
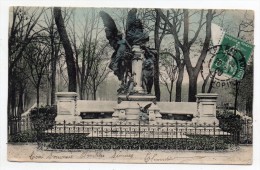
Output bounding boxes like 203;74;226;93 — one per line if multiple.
137;103;152;122
100;9;152;94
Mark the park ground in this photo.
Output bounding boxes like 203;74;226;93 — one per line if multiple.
7;144;252;164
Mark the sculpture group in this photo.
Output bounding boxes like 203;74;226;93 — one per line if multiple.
99;8;156;95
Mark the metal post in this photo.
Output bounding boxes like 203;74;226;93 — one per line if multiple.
73;121;76;133
194;122;197;150
63;120;66;137
175;122;178;149
110;122;112;138
166;123;169;139
101;121;103;138
234;80;240;116
82;121;84;134
213;122;216;151
139;120;141;149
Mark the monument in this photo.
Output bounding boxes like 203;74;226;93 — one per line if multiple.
54;8;220;126
99;9;161;123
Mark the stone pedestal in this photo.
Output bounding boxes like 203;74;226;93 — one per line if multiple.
192;93;219;125
132;45;145;93
112;94;162;123
147;103;161;123
55;92;82;123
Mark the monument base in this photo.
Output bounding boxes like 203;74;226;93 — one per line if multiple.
55;92;82;123
113;94;161;123
192;117;219;125
55;115;82;124
192;93;219;125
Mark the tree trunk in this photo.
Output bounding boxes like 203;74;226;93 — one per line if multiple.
17;87;24;116
10;80;17;117
175;64;184;102
93;89;97;100
246;97;252;117
188;74;198;102
93;80;97;100
153;53;160;101
50;35;57;105
54;7;77;92
169;80;174;102
36;86;40;108
207;71;216;93
46;79;50;105
51;61;57;105
153;10;161;101
184;10;213;102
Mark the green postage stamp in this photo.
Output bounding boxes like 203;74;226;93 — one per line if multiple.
210;33;254;80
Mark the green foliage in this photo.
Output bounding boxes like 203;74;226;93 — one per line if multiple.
45;134;228;150
230;64;253;115
217;110;242;133
30;105;57;132
47;134;87;149
8;130;38;143
186;135;229;150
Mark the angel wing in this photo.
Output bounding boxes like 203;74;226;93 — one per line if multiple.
138;103;152;113
126;8;137;31
125;8;148;46
143;103;152;112
99;11;122;49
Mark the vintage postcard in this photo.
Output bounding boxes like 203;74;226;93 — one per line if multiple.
6;5;254;165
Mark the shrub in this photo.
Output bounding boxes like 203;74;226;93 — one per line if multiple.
45;135;228;150
8;130;38;143
30;105;57;132
47;134;88;149
217;110;242;133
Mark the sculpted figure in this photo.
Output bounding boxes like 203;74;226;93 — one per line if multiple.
141;46;157;94
100;9;153;95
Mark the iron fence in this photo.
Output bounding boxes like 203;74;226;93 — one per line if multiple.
8;118;252;150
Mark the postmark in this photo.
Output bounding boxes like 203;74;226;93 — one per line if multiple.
209;33;254;81
201;30;254;91
207;44;246;82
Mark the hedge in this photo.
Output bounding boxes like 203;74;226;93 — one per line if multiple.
44;134;229;150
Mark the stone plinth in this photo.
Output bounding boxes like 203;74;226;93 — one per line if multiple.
192;93;219;125
55;92;82;123
148;103;161;122
112;94;162;123
132;45;145;93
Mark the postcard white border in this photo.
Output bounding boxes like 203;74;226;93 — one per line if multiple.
1;0;259;170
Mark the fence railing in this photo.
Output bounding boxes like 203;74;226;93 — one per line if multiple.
8;118;253;150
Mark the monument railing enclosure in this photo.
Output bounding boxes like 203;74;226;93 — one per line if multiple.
8;118;252;150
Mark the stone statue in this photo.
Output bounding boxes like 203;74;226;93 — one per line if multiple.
137;103;152;122
100;9;153;95
141;46;157;94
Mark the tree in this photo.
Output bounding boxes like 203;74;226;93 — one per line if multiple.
54;7;77;92
138;9;170;101
158;9;215;102
153;9;185;102
233;11;254;116
153;9;165;101
159;52;178;101
8;7;45;117
24;41;51;108
68;9;102;99
43;9;62;105
160;45;185;102
13;58;31;115
88;44;111;100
